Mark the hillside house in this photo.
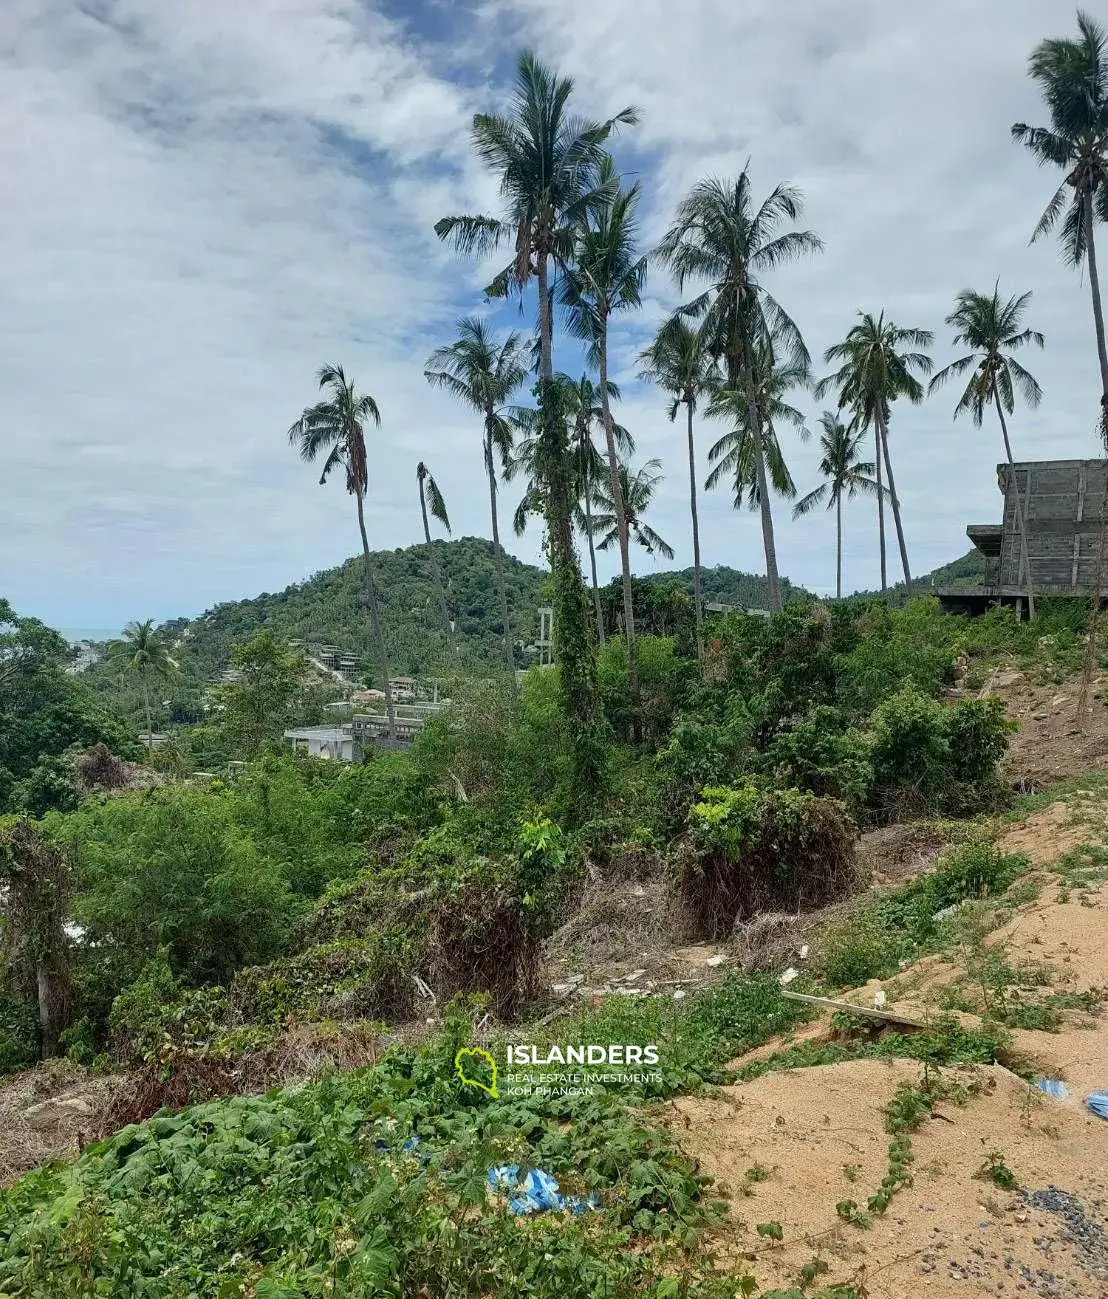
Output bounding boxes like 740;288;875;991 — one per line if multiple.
939;459;1108;616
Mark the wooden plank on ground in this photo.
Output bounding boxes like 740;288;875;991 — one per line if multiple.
780;990;932;1029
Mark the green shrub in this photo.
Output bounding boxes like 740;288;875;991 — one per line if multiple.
681;785;857;937
869;687;1012;817
0;1024;736;1298
814;842;1029;987
0;994;38;1072
758;708;873;812
598;635;691;745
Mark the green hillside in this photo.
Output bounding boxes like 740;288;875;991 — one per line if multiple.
640;564;814;608
171;537;546;681
140;540;816;684
852;549;987;601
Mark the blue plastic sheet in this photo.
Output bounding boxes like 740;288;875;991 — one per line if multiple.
374;1134;427;1162
486;1164;601;1215
1086;1092;1108;1120
1036;1079;1069;1100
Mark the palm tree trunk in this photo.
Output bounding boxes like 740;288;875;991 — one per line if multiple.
874;424;887;594
535;254;598;745
836;490;843;601
736;341;782;614
484;430;516;679
877;409;911;587
686;398;705;656
1084;189;1108;444
597;311;639;719
142;678;153;750
354;488;396;738
419;473;458;661
583;487;605;645
991;380;1036;621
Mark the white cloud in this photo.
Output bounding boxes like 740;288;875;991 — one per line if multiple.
0;0;1102;626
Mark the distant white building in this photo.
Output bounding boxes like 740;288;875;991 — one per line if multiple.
284;725;358;761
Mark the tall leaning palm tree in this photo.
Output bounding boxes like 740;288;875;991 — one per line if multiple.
705;326;810;514
424;318;528;677
929;287;1045;619
592;460;674;562
435;51;637;752
562;157;648;685
1013;11;1108;438
288;363;395;735
657;169;822;613
566;374;633;644
416;462;457;659
111;620;176;749
817;312;932;593
637;317;720;656
792;414;883;599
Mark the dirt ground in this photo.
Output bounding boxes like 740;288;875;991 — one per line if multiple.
657;800;1108;1299
979;664;1108;788
665;1059;1108;1299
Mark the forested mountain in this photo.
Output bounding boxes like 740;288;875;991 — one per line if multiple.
853;549;987;601
639;565;813;609
97;539;818;688
171;538;546;682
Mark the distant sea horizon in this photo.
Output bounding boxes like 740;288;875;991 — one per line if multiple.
59;627;121;644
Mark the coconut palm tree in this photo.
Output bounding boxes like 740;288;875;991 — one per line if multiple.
1013;11;1108;437
506;375;633;644
591;460;674;563
288;363;395;735
424;318;528;676
435;51;637;747
416;462;457;659
817;312;933;593
111;620;177;750
705;326;810;512
562;156;648;682
929;286;1045;619
637;317;721;656
656;169;822;613
792;414;884;599
566;374;633;644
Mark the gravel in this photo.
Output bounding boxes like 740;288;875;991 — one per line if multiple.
1019;1186;1108;1289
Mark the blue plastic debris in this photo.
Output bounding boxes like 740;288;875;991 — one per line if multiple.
1085;1092;1108;1120
485;1164;601;1215
1036;1079;1069;1100
374;1133;427;1162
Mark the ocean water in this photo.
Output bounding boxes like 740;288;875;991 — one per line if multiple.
59;628;121;644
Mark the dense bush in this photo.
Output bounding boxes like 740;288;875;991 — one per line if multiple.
598;635;692;744
0;995;38;1072
869;687;1013;817
0;1011;744;1299
680;784;857;937
756;706;873;812
815;841;1029;987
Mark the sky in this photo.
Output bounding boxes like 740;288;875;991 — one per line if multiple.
1;0;1104;628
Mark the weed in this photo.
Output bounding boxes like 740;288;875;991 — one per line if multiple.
797;1257;830;1288
976;1151;1019;1191
835;1199;870;1228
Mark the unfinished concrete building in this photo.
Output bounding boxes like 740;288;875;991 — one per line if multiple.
939;459;1108;615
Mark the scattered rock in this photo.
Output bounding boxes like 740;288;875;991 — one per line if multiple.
23;1097;93;1131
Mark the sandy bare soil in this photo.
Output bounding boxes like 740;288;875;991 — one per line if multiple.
978;664;1108;788
655;806;1108;1299
666;1059;1108;1299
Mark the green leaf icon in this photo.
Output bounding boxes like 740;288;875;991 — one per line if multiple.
454;1046;498;1098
